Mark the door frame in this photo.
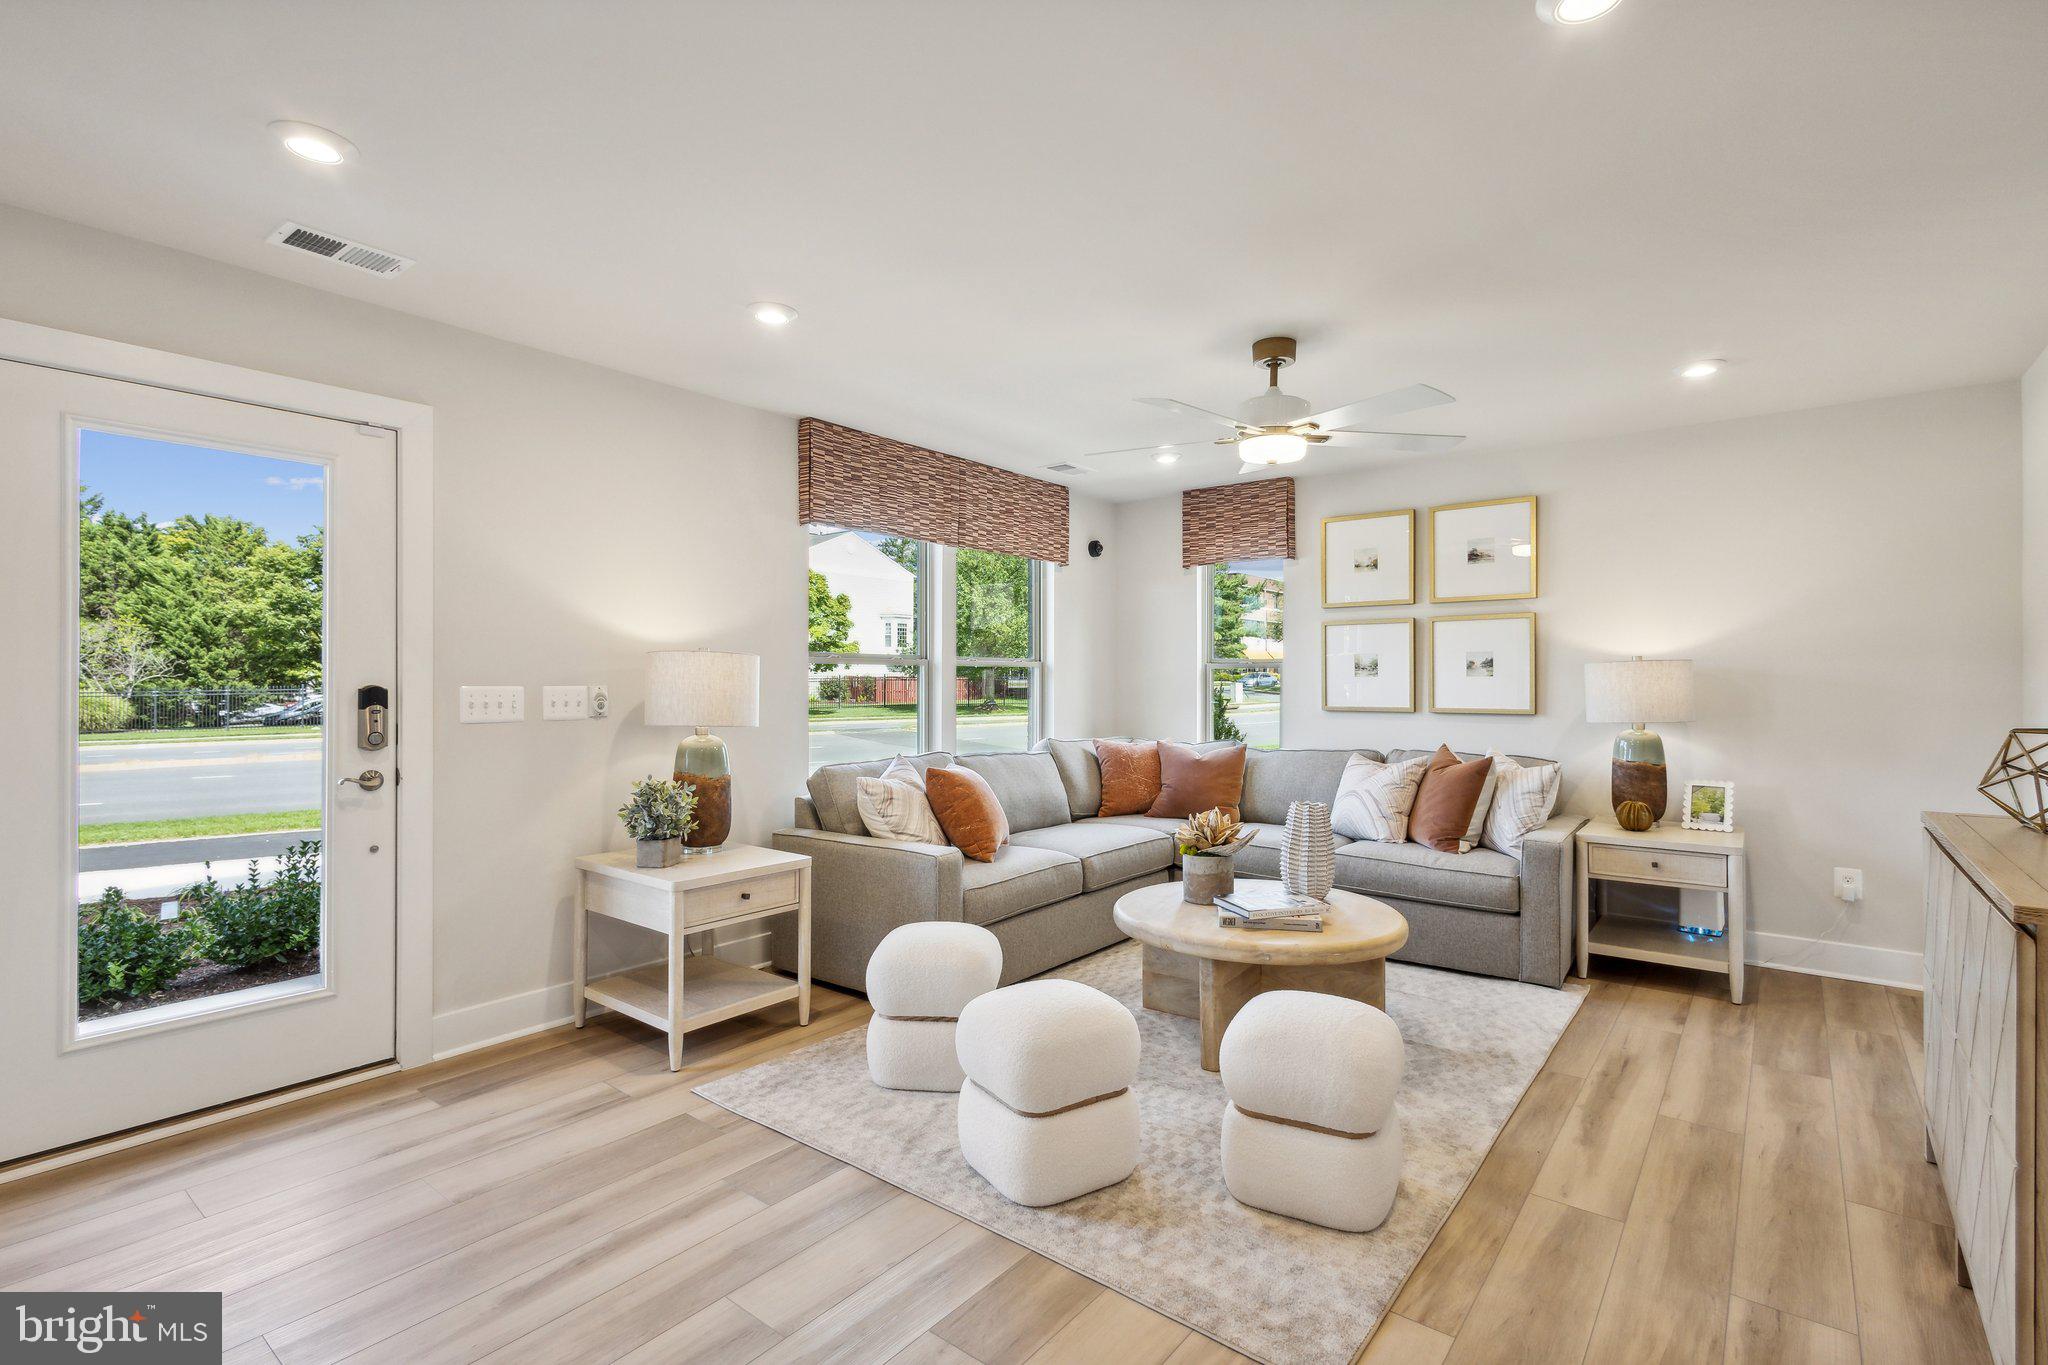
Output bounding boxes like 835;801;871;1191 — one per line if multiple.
1;315;435;1070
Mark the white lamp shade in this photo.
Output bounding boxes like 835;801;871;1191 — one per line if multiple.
646;650;760;728
1584;658;1694;724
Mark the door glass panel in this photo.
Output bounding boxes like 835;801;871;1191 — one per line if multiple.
75;428;326;1027
954;666;1034;754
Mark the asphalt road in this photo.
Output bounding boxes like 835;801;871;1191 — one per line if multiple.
78;736;321;825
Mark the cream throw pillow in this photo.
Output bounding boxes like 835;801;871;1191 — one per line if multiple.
1456;760;1502;854
1330;753;1429;843
1481;752;1562;857
856;757;947;845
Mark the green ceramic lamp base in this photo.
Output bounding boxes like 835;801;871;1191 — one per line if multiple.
673;727;734;854
1610;726;1669;825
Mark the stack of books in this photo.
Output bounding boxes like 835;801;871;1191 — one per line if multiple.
1216;883;1329;933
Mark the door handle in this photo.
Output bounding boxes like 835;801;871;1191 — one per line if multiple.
338;770;386;792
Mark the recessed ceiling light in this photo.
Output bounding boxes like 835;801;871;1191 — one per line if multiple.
1678;359;1725;380
268;120;356;165
1536;0;1623;24
751;302;798;327
1152;450;1180;465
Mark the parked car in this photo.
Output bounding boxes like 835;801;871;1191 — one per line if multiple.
1239;672;1280;692
223;702;291;727
267;696;323;726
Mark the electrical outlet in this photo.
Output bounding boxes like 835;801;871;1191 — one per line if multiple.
542;685;589;721
459;685;525;723
1834;867;1864;903
589;684;610;719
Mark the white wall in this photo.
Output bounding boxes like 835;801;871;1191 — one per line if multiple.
1049;492;1120;740
1112;385;2023;981
2026;343;2048;719
0;203;1118;1052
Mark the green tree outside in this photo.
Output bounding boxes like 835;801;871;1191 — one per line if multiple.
807;570;856;662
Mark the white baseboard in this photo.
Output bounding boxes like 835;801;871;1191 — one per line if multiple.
1746;929;1921;989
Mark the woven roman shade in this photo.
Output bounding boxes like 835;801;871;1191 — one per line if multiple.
1182;477;1296;568
798;418;1070;564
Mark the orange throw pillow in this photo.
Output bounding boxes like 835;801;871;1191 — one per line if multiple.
1409;746;1496;853
1149;741;1248;819
925;764;1011;862
1096;739;1162;817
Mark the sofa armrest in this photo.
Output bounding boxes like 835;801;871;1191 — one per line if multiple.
1515;813;1587;988
768;827;967;992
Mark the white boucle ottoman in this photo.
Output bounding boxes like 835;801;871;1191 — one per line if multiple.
955;979;1142;1206
864;922;1003;1092
1218;989;1405;1233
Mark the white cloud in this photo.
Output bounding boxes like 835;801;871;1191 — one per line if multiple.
264;475;325;491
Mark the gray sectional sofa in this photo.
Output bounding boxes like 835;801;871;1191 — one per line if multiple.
769;739;1584;995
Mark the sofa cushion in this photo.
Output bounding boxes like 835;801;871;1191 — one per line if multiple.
1332;840;1521;914
1241;748;1371;825
927;764;1012;861
957;752;1072;834
960;845;1084;926
808;752;953;836
1036;737;1125;822
1149;741;1248;819
1009;821;1174;891
1096;739;1162;816
1232;823;1355;881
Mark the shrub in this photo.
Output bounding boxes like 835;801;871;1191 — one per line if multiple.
1210;688;1244;745
185;840;323;968
77;888;192;1004
78;693;136;734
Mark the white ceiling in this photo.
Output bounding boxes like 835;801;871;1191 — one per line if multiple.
2;0;2045;501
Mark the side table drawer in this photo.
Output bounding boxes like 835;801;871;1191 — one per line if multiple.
1586;843;1727;889
685;870;801;928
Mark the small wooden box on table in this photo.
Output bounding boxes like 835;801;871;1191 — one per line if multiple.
573;844;812;1071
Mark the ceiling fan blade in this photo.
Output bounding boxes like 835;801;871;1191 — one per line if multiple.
1071;438;1235;461
1315;430;1466;453
1136;396;1255;432
1302;383;1456;433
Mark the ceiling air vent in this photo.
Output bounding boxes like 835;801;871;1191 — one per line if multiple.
1045;463;1087;474
267;221;414;276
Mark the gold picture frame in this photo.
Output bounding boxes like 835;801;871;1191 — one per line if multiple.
1429;495;1538;603
1429;612;1538;715
1321;509;1416;608
1322;618;1417;713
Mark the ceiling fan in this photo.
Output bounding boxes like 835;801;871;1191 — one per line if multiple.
1074;337;1464;474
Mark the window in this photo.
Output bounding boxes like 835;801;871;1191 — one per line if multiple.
1204;557;1283;750
953;547;1044;754
807;526;927;768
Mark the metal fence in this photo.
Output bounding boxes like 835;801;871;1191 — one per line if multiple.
81;686;314;733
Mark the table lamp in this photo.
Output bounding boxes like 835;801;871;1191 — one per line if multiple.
1584;657;1694;829
646;649;760;853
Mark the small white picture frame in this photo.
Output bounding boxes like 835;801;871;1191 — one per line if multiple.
1682;780;1736;831
1323;618;1416;712
1322;509;1415;607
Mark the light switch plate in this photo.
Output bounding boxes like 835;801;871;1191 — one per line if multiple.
542;685;589;721
459;685;525;723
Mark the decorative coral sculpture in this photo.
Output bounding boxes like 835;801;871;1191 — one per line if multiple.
1978;728;2048;835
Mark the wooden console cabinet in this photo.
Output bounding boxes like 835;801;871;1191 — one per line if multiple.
1924;811;2048;1365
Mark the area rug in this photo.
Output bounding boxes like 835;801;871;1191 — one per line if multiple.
695;943;1583;1365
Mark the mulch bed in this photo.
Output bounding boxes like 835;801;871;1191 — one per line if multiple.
80;949;322;1022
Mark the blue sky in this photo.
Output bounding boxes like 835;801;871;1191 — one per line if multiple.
79;429;326;543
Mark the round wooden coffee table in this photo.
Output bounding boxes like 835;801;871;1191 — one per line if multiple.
1113;879;1409;1071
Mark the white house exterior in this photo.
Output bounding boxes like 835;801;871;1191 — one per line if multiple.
809;529;915;674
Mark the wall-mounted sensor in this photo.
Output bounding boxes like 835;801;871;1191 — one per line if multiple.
1088;539;1104;558
590;684;610;719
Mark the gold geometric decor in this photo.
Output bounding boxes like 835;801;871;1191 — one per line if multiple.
1978;728;2048;834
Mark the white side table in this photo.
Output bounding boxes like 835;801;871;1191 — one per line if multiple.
1575;819;1748;1003
573;844;812;1070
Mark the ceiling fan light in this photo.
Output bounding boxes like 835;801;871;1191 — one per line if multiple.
1537;0;1623;24
1239;432;1309;466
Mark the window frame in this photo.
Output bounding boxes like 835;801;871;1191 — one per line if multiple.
952;553;1048;755
806;529;935;759
1200;559;1283;748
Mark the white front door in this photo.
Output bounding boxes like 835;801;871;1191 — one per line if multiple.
0;359;399;1162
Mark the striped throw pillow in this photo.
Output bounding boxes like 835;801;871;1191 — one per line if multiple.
1481;752;1562;857
856;757;948;845
1330;753;1429;843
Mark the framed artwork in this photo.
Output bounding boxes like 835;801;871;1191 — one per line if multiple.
1429;612;1537;715
1323;618;1416;712
1683;780;1736;832
1430;496;1537;602
1322;509;1415;607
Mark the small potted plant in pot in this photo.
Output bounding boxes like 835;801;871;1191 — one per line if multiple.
618;776;697;868
1175;807;1253;905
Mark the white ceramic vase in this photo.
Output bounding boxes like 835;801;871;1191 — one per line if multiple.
1280;800;1335;900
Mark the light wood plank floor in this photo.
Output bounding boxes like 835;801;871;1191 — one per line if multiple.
0;960;1993;1364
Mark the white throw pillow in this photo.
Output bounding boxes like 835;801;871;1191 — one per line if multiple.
1456;760;1502;854
1481;752;1562;857
1330;753;1429;844
856;757;947;845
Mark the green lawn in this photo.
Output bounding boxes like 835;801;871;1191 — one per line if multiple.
79;810;321;846
80;726;319;746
